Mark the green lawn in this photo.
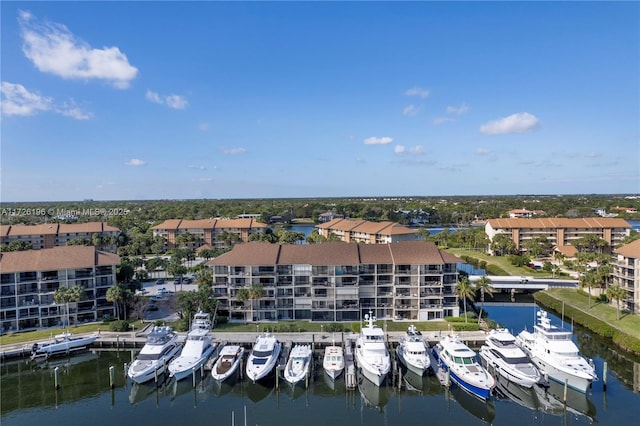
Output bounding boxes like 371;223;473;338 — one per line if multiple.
213;320;455;334
543;288;640;339
444;248;569;278
0;321;145;346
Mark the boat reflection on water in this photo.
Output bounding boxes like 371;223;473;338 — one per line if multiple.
245;378;275;404
32;351;98;371
211;377;236;398
446;385;496;423
357;372;390;411
170;375;211;404
129;380;171;405
543;379;596;421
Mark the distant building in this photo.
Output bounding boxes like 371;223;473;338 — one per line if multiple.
0;246;120;332
0;222;120;251
152;218;267;250
208;241;461;323
485;217;631;254
318;211;344;223
612;239;640;315
507;209;541;218
316;218;420;244
612;207;638;214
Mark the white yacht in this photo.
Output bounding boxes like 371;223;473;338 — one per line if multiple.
168;312;217;381
396;324;431;376
479;328;543;388
283;344;313;386
128;326;182;384
323;344;345;381
354;311;390;386
433;334;495;400
246;333;282;382
515;310;597;393
31;331;97;360
211;345;245;382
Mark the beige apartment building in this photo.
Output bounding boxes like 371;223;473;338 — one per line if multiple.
316;218;419;244
0;222;120;251
152;218;268;250
208;241;461;323
485;217;631;254
0;246;120;333
612;239;640;315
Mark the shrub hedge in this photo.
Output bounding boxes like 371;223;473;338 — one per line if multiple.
534;292;640;354
109;320;130;332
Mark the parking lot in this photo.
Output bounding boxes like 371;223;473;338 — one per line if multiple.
137;280;198;322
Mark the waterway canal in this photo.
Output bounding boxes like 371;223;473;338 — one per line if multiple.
2;306;639;425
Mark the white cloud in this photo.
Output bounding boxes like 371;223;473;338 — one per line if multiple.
433;117;454;125
364;136;393;145
446;103;469;115
1;81;51;116
476;148;491;156
402;104;419;116
405;87;430;98
165;95;188;109
146;90;162;104
125;158;145;166
480;112;539;135
395;145;425;155
19;10;138;88
198;122;210;132
146;90;188;109
1;81;91;119
187;165;207;170
221;147;246;155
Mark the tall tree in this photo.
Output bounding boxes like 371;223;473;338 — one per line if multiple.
606;284;627;320
474;276;494;322
54;285;85;327
455;277;476;323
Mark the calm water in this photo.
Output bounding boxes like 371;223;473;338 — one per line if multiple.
2;306;640;425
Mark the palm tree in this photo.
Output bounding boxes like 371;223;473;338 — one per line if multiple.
54;285;85;328
455;277;476;323
106;285;130;320
248;284;265;322
474;276;494;323
579;270;597;308
606;285;627;320
235;288;249;322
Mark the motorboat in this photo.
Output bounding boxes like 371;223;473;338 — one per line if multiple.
283;344;313;386
245;333;282;382
433;334;495;400
396;324;431;376
30;331;97;360
354;311;390;387
515;310;597;393
322;344;345;381
211;345;245;382
127;326;182;384
479;328;543;388
168;312;217;381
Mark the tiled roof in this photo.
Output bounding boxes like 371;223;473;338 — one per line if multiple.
615;239;640;259
0;222;119;237
0;246;120;273
487;217;630;229
317;218;417;236
152;218;267;231
555;245;578;257
208;241;460;267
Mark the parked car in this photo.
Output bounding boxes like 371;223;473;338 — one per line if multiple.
183;278;192;284
173;277;181;284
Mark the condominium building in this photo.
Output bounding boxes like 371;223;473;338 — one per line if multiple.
0;246;120;333
208;241;461;323
612;239;640;315
315;218;419;244
152;218;268;250
0;222;120;251
485;217;631;254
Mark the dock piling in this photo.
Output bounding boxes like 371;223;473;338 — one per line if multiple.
109;365;115;388
603;362;608;391
54;366;60;390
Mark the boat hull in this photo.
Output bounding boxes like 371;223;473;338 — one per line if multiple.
211;346;245;382
479;347;540;388
128;344;182;384
169;344;216;381
396;346;429;376
355;351;388;387
529;357;592;393
433;346;493;401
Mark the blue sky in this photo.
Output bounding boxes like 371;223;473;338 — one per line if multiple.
1;1;638;202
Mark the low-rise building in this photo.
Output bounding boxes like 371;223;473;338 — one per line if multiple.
0;246;120;333
316;218;419;244
485;217;631;254
612;239;640;315
152;218;268;250
208;241;461;323
0;222;120;251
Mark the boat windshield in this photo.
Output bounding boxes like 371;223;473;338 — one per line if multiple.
453;356;476;365
136;353;161;361
252;349;274;358
365;335;384;341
